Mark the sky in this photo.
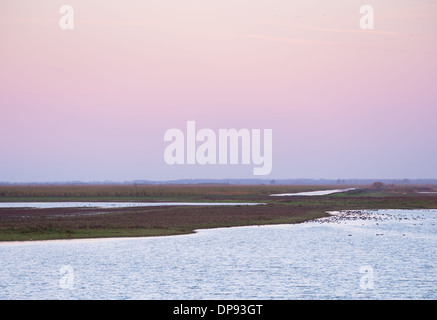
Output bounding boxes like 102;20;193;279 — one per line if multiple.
1;0;436;182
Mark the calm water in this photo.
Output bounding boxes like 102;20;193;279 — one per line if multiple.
0;209;435;300
271;188;356;196
0;202;262;209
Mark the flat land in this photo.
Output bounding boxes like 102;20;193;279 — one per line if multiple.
1;184;437;241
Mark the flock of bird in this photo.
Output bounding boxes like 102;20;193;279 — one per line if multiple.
304;209;435;237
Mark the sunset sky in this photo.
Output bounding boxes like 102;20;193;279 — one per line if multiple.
1;0;436;182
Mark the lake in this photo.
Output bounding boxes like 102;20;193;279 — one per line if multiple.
0;209;435;299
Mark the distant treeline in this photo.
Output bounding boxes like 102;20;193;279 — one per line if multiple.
1;178;436;186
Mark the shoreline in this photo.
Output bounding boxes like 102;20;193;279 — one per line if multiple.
0;206;327;242
0;218;320;245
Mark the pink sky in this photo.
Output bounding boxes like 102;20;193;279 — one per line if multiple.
1;0;436;182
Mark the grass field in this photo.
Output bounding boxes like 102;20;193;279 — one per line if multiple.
1;184;436;241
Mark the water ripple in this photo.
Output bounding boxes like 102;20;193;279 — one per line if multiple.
0;209;435;299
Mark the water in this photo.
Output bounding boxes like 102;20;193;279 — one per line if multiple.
0;209;435;300
271;188;356;196
0;202;263;209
